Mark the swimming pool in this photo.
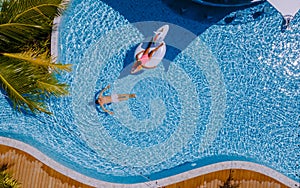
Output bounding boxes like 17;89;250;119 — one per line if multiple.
0;0;299;186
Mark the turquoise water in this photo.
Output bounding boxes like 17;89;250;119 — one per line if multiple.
0;0;299;184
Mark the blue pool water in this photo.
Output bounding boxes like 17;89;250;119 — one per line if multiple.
0;0;299;184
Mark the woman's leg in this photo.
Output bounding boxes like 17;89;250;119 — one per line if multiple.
149;43;163;58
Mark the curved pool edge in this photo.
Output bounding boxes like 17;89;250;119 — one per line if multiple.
50;15;60;60
1;137;299;188
50;0;70;61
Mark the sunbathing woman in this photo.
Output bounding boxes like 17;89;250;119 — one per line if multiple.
133;39;164;69
95;85;136;115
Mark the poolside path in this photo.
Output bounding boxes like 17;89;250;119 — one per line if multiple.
0;144;291;188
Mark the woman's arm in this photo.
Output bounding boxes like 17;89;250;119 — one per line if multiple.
149;43;164;58
135;50;144;60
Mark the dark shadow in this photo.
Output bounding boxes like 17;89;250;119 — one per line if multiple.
163;0;266;26
252;6;271;19
164;45;181;62
123;46;136;68
101;0;262;36
118;62;145;79
94;89;111;115
224;14;237;24
101;0;266;79
162;0;243;25
193;0;265;7
281;15;293;33
252;9;264;19
94;89;102;102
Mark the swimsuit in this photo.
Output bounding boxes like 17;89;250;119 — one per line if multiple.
139;53;150;65
111;94;119;103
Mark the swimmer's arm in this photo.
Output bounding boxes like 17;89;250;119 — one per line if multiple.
99;85;110;97
148;42;164;58
135;50;144;60
100;103;114;115
153;42;163;52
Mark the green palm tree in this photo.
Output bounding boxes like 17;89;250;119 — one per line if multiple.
0;0;67;52
0;0;71;114
0;164;20;188
220;169;239;188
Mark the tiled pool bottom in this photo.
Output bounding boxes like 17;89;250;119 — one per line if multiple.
1;0;300;185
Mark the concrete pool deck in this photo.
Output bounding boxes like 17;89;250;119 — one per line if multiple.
0;137;299;187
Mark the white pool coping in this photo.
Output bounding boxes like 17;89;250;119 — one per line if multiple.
0;137;299;188
50;16;60;61
50;2;65;60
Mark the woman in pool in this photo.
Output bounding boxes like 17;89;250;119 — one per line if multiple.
95;85;136;115
132;39;164;70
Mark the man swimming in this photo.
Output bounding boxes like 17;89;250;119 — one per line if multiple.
95;85;136;115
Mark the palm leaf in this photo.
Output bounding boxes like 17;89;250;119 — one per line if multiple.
1;51;72;72
0;0;70;115
0;164;21;188
1;0;66;24
12;4;64;24
37;76;69;97
0;0;67;51
0;55;53;114
0;23;44;51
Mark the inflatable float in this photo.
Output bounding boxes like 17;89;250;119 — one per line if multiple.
131;25;169;74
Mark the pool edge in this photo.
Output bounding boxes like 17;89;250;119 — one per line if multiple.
0;137;299;188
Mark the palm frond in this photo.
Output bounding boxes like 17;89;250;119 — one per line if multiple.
0;23;43;42
0;55;52;114
0;164;21;188
0;0;70;115
1;0;66;24
0;0;67;51
1;51;72;72
37;78;69;97
13;4;64;24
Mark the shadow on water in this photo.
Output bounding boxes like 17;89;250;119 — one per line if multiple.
101;0;263;35
100;0;265;79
